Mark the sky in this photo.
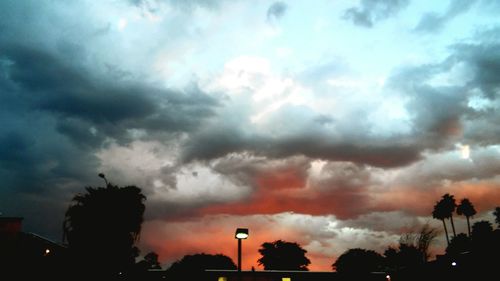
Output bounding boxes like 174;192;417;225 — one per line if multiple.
1;0;500;271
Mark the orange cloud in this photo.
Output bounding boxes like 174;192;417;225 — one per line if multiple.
197;162;372;219
373;181;500;216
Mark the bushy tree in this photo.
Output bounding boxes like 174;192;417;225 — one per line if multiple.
166;253;236;278
258;240;311;271
446;233;471;256
333;248;383;274
63;182;146;277
136;252;162;270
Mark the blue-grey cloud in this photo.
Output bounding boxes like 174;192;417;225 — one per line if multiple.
414;0;478;33
181;112;423;168
1;43;218;141
267;1;288;22
343;0;409;28
387;27;500;149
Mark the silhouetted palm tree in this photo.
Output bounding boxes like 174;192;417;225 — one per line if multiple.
456;198;477;236
433;200;450;246
441;193;457;237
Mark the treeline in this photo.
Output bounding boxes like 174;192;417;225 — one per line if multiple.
36;178;500;279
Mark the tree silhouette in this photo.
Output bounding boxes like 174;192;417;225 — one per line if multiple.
471;220;493;238
471;220;494;254
333;248;383;274
441;193;457;238
383;247;398;270
63;182;146;278
456;198;476;236
136;252;162;270
166;253;236;278
493;207;500;227
257;240;311;271
445;233;471;256
399;223;438;262
383;244;424;271
383;224;437;271
432;200;450;246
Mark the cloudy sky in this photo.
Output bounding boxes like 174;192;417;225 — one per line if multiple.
1;0;500;271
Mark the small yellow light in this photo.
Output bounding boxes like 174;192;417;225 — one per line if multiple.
45;249;50;255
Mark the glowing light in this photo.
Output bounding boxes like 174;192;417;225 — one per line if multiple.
457;143;470;159
386;274;391;280
44;249;50;255
235;228;249;239
451;261;457;266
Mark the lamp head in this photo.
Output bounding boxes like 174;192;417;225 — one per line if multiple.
235;228;249;239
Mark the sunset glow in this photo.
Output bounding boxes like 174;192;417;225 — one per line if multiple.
1;0;500;272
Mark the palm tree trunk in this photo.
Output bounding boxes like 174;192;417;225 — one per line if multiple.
442;219;450;246
449;216;456;238
466;216;471;237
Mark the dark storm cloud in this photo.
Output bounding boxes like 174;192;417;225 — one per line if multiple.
267;1;288;22
0;0;219;238
343;0;409;28
182;125;422;168
414;0;478;33
1;44;218;146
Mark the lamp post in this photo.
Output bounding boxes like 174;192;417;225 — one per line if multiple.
98;173;109;186
235;228;249;272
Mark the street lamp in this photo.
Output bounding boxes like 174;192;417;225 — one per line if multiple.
98;173;109;186
235;228;249;272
